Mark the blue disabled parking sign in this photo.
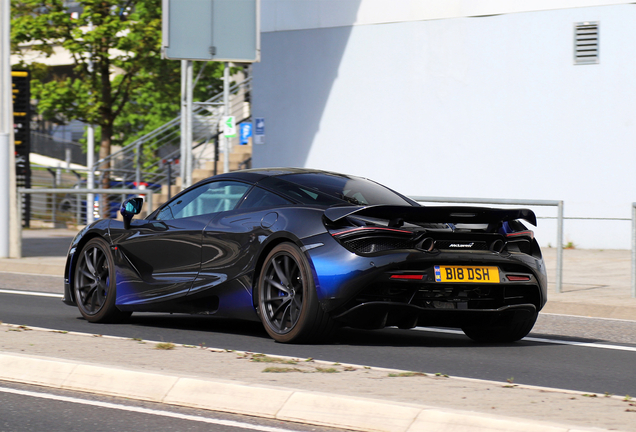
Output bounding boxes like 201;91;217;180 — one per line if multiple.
239;122;252;145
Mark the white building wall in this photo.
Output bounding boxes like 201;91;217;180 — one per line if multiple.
252;3;636;249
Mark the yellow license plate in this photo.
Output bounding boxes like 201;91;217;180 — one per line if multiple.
434;265;500;283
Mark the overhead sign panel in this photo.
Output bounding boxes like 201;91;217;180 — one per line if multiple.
162;0;260;62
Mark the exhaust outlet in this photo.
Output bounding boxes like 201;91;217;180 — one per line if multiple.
490;239;505;253
420;237;435;252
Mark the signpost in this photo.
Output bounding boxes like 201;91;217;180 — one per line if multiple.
11;71;31;227
0;0;13;258
162;0;260;177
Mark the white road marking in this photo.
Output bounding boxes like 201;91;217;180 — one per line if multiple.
413;327;636;352
0;386;304;432
0;289;63;298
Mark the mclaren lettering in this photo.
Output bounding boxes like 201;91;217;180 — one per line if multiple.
449;243;474;248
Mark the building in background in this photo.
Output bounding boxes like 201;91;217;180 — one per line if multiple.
252;0;635;249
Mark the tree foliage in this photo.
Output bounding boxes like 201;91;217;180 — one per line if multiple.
11;0;224;184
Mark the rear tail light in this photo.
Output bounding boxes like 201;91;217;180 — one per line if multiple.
331;227;412;237
330;226;417;254
390;274;424;280
506;230;534;239
507;275;531;281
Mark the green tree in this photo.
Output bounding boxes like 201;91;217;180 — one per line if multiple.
11;0;224;187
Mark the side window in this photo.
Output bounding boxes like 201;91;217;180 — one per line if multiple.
239;187;292;210
156;181;250;221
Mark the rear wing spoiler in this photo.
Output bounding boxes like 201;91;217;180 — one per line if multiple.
324;205;537;226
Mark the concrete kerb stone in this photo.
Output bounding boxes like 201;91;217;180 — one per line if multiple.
62;364;180;402
409;408;571;432
0;353;76;388
0;352;619;432
163;378;293;418
277;391;422;432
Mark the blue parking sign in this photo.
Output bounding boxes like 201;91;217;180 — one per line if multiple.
239;122;252;145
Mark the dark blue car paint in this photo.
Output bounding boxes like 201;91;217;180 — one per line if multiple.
63;168;548;333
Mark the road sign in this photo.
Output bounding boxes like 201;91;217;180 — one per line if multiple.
239;122;252;145
254;117;264;145
12;70;31;227
162;0;260;62
223;116;236;137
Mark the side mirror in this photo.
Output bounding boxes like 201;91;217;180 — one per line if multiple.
120;197;143;229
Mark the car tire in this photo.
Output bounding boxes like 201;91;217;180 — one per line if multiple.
461;311;537;343
74;237;131;323
257;243;336;343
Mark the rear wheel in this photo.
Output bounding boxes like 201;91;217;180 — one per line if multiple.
257;243;336;343
461;311;537;343
74;237;130;323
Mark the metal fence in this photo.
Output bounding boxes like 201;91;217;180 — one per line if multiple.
409;196;564;294
16;188;153;259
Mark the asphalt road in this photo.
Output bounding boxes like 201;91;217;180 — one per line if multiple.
1;287;635;397
0;381;344;432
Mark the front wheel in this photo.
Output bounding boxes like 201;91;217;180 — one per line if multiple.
461;311;538;343
74;237;130;323
257;243;336;343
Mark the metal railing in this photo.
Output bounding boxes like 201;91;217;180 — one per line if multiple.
17;188;153;259
409;196;564;293
94;77;252;188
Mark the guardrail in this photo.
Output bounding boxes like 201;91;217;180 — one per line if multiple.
17;188;153;259
409;196;564;294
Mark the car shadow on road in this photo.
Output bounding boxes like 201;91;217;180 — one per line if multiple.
76;313;594;349
124;314;272;340
332;327;579;349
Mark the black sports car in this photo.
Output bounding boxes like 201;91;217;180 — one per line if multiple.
63;168;547;343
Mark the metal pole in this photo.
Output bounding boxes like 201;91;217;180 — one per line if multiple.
632;203;636;298
86;19;95;225
0;0;11;258
223;62;230;174
185;60;193;188
214;135;219;176
135;141;141;186
49;168;57;227
180;60;187;190
86;125;95;224
16;191;22;258
167;160;172;200
556;200;564;294
0;133;9;257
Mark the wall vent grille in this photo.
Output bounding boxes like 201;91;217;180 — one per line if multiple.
574;22;599;65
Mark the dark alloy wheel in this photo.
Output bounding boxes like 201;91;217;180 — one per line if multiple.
74;237;130;323
461;311;538;343
257;243;336;343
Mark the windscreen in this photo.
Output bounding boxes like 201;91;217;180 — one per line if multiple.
279;173;413;206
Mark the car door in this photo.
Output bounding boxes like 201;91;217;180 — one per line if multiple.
187;186;294;318
112;180;250;307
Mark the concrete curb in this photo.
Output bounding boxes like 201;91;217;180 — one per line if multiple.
0;353;616;432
